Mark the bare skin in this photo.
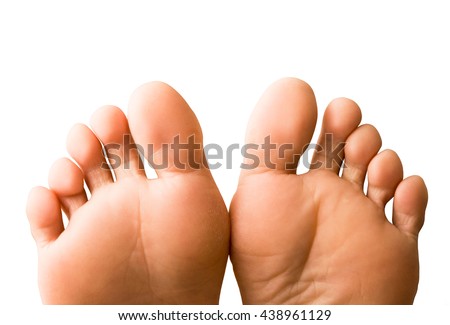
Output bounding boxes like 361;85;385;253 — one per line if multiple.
27;78;427;305
230;78;428;304
26;82;229;304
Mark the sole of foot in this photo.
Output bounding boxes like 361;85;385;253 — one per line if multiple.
27;82;230;304
230;78;427;304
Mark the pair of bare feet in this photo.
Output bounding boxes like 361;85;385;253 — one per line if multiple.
26;78;428;304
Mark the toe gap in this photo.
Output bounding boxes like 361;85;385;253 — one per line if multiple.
101;145;118;182
385;198;394;224
140;152;157;179
363;173;368;195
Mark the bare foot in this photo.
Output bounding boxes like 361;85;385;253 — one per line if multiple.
26;82;229;304
230;78;428;304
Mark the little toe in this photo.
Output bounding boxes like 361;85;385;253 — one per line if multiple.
342;124;382;187
393;176;428;238
67;123;113;192
242;77;318;174
48;158;87;217
311;98;362;173
367;149;403;208
26;187;64;247
128;81;207;176
90;105;145;179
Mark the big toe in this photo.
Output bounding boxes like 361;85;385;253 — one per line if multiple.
128;81;207;176
242;77;318;174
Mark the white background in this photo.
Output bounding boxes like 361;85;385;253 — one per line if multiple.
1;0;449;318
